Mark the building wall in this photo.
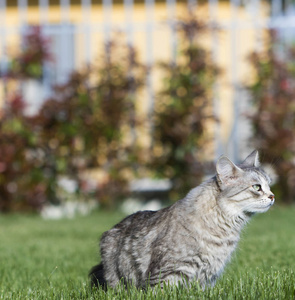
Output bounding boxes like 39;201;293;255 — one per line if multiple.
0;1;271;159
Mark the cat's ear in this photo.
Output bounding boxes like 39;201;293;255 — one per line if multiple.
241;150;260;168
216;156;243;186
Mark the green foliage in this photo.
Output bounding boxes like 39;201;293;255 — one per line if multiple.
0;15;220;211
152;13;219;196
248;31;295;203
0;206;294;299
8;26;52;79
0;95;48;212
0;33;146;211
35;40;147;208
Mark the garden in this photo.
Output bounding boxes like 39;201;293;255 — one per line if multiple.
1;11;295;299
1;207;295;299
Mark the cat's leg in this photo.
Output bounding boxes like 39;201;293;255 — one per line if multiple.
147;271;190;289
101;229;141;288
100;229;122;287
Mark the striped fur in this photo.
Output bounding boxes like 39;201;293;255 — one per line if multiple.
90;150;274;289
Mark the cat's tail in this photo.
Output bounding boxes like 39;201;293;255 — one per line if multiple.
89;263;107;290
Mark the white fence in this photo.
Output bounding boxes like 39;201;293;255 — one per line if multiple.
0;0;294;160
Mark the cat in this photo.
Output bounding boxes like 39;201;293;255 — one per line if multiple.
89;150;274;289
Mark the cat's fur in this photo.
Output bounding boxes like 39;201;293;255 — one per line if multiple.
89;150;274;289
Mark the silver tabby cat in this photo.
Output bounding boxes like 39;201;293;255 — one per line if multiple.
89;150;274;289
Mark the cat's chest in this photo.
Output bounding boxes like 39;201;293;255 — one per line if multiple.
180;233;238;282
178;223;240;269
166;230;239;285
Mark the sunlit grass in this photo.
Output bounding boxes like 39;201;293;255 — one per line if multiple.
0;206;294;299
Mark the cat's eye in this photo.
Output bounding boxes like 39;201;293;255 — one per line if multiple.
252;184;262;192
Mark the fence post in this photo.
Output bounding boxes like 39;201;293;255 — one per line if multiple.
103;0;112;43
82;0;92;64
145;0;155;148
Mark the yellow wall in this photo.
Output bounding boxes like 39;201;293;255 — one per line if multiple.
0;1;269;154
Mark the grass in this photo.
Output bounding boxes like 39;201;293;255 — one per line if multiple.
0;206;295;299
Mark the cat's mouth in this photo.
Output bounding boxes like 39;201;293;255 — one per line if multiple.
267;198;275;208
244;199;274;215
262;197;275;207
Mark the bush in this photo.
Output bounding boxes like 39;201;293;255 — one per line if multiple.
8;26;52;79
152;12;219;198
0;35;147;211
248;31;295;203
0;94;49;211
33;40;147;208
0;15;221;211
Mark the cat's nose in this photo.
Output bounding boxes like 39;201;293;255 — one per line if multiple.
268;194;275;202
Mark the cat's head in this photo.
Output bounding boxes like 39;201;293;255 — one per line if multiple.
216;150;274;217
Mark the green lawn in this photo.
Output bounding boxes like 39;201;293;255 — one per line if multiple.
0;206;295;299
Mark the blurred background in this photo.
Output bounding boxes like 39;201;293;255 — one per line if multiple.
0;0;295;215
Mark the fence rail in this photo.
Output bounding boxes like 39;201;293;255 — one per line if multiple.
0;0;293;160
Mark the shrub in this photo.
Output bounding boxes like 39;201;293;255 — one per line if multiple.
152;12;219;198
248;31;295;203
8;26;52;79
0;94;48;211
0;34;147;211
0;26;53;212
0;15;220;211
34;40;147;208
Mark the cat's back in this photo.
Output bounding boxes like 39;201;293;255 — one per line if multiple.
101;207;170;245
